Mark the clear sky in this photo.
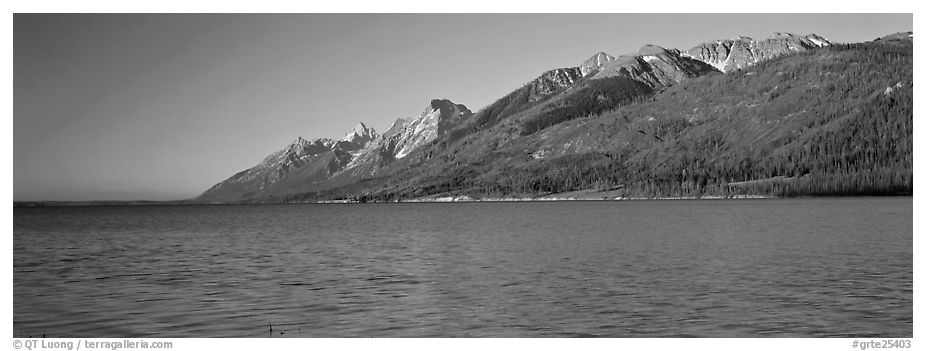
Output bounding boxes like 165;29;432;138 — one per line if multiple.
13;13;912;201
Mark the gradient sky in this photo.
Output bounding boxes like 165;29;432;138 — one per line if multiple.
14;13;912;201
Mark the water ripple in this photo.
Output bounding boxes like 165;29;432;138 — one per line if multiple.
14;198;912;337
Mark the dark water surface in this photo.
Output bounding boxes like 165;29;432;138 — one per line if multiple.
14;198;912;337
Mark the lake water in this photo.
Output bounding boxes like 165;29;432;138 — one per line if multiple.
13;198;912;337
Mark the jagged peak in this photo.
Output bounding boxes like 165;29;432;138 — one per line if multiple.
291;136;309;145
350;122;370;131
537;67;581;78
286;136;333;150
579;52;617;76
256;136;332;167
341;122;377;142
585;51;615;63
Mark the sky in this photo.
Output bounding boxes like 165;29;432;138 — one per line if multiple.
13;13;913;201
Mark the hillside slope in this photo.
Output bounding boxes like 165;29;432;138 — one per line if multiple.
279;37;911;202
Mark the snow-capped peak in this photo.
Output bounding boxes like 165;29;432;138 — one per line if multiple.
580;51;616;76
285;136;333;151
341;122;378;143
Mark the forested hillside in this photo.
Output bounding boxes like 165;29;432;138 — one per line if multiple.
520;76;654;135
241;37;912;203
480;40;913;198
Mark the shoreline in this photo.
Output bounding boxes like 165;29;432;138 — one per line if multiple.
317;194;774;204
16;194;913;207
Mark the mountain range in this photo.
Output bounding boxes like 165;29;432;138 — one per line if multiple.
198;31;911;202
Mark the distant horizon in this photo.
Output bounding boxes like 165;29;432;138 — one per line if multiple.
14;14;912;201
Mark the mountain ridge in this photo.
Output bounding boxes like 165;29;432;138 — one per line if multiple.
684;32;832;72
197;31;911;202
199;98;473;201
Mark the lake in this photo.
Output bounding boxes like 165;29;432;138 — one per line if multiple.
13;198;912;337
